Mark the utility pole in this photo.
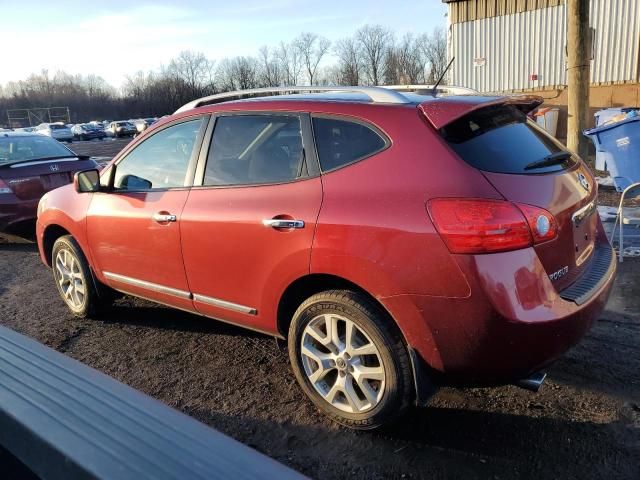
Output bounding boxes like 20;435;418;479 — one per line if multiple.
566;0;591;159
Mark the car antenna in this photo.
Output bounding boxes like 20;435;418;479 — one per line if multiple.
431;56;455;97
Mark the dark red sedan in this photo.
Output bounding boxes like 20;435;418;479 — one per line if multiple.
1;132;98;235
35;87;616;429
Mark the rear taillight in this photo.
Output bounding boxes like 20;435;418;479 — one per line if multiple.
515;203;558;244
0;178;12;194
427;198;557;254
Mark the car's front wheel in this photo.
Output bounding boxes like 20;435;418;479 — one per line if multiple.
52;235;102;317
288;290;413;429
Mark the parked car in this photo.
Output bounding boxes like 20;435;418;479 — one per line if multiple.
72;123;106;141
129;118;158;134
14;127;37;133
35;123;74;143
105;121;136;138
36;86;616;430
0;132;97;234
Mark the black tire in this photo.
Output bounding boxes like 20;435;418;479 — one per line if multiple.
288;290;413;430
51;235;107;318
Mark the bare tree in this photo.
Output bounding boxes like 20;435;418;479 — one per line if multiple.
167;50;214;97
276;41;303;86
385;33;424;85
217;57;259;91
420;28;448;84
356;25;393;85
0;23;454;127
294;32;331;85
257;46;282;87
334;38;362;85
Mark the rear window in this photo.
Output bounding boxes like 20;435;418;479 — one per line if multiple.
312;117;388;171
49;124;66;130
0;136;73;164
440;105;576;174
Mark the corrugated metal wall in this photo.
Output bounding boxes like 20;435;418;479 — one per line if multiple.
446;0;565;24
449;0;640;92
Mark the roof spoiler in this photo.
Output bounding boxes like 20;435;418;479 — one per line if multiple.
418;95;544;130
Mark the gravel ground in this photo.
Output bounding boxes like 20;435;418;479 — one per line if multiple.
0;243;638;479
1;140;638;479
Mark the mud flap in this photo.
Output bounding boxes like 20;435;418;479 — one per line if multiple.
408;346;439;406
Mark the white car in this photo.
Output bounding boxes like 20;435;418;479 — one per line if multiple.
35;123;74;143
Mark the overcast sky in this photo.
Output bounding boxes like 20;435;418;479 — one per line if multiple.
0;0;447;87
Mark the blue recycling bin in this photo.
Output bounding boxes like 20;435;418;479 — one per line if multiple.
584;116;640;192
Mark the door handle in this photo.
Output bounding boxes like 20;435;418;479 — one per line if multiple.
153;213;177;223
262;219;305;229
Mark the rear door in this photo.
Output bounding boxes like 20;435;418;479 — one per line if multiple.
180;113;322;333
439;104;597;290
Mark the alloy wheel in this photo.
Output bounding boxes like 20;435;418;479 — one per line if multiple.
300;314;386;413
54;249;86;310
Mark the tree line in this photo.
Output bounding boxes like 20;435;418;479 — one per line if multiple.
0;25;447;126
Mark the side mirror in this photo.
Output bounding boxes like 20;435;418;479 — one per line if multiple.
120;174;152;190
74;169;101;193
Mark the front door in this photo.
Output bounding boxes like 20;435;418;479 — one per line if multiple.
180;113;323;333
87;117;206;311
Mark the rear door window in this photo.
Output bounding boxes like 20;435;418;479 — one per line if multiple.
204;115;305;186
312;117;388;171
440;105;576;174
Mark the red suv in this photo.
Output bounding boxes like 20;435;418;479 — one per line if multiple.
36;87;616;429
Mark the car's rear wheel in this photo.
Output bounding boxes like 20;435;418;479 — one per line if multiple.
52;235;103;318
288;290;413;429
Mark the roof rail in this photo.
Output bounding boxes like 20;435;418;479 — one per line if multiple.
174;86;411;113
382;84;478;95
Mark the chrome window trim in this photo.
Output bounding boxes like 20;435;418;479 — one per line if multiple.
103;272;191;299
193;294;257;315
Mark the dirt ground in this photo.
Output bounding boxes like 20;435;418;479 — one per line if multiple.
0;140;638;479
0;242;638;480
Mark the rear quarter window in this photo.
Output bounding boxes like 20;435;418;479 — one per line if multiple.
440;105;576;174
312;117;388;171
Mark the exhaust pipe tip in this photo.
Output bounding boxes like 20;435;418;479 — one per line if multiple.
514;371;547;392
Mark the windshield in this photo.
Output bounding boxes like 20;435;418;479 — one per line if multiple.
0;135;74;164
49;124;67;130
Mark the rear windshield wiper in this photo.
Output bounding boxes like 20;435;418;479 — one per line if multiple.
523;151;573;171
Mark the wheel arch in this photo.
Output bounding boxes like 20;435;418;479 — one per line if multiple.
276;273;437;406
42;224;72;267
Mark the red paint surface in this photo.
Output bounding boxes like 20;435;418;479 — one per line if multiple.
36;95;616;385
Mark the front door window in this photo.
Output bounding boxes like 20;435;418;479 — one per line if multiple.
114;118;203;190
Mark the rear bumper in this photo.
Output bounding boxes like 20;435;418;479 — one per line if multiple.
382;238;616;386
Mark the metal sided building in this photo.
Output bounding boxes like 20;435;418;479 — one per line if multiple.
443;0;640;93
